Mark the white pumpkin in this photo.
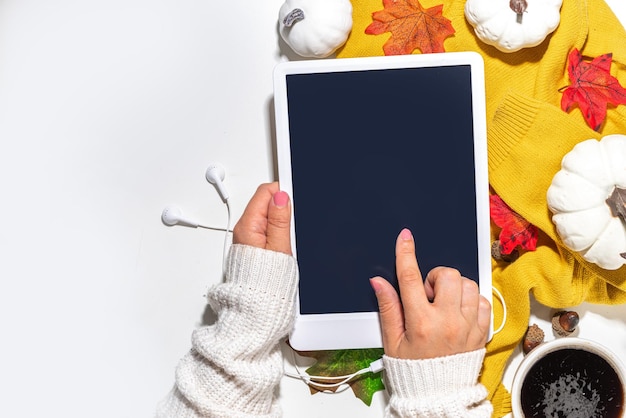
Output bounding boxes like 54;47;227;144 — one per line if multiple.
464;0;563;53
278;0;352;58
547;135;626;270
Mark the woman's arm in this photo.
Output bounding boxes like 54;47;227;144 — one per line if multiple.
158;184;493;417
156;184;297;418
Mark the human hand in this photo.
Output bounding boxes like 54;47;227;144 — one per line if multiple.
232;182;292;255
370;228;491;360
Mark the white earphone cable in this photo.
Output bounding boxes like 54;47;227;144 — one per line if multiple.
222;198;232;274
197;224;231;232
284;349;384;391
491;285;507;335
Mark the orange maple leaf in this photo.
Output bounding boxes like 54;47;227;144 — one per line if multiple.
365;0;455;55
561;48;626;131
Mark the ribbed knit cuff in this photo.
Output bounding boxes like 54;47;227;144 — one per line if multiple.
383;349;486;399
207;244;299;345
383;349;492;417
488;92;542;175
224;244;298;301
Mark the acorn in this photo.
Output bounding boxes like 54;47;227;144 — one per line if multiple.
522;324;545;354
552;311;579;337
491;240;519;262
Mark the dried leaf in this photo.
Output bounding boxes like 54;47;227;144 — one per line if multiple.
293;346;385;406
606;187;626;221
365;0;455;55
561;48;626;131
490;194;538;254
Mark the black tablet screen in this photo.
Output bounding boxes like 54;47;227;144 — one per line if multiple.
286;65;478;314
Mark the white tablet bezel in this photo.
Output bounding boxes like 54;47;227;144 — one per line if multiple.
273;52;492;351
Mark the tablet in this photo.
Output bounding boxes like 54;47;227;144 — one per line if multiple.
273;52;493;351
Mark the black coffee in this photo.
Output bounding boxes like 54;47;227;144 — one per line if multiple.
520;348;623;418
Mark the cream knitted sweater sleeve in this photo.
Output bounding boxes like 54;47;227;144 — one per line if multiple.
156;243;491;417
383;349;493;418
155;244;298;418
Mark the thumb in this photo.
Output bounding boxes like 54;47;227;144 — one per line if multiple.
265;190;292;255
370;277;405;348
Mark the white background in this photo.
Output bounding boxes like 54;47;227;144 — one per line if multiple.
0;1;624;417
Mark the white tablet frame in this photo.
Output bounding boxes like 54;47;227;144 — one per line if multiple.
273;52;492;351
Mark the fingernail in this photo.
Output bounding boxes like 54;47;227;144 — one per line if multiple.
369;278;382;294
400;228;412;241
273;191;288;208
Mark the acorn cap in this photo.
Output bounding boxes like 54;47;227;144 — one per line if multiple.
522;324;545;354
491;240;519;262
552;311;579;337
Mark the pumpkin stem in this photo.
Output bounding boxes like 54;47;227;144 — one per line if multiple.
606;186;626;221
283;8;305;27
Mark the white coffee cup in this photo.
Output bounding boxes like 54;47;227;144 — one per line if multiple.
511;337;626;417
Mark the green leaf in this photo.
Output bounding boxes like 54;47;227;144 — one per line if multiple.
293;346;386;406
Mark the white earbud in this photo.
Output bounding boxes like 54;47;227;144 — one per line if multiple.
205;163;229;201
161;206;201;228
161;205;230;231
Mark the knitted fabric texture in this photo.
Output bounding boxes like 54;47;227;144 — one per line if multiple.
156;245;495;417
336;0;626;415
155;244;298;418
383;349;493;417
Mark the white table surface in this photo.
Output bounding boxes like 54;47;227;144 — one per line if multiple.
0;1;624;417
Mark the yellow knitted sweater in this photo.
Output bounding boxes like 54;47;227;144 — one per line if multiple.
337;0;626;415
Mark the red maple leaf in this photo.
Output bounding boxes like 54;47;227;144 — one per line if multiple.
490;194;537;255
560;48;626;131
365;0;455;55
